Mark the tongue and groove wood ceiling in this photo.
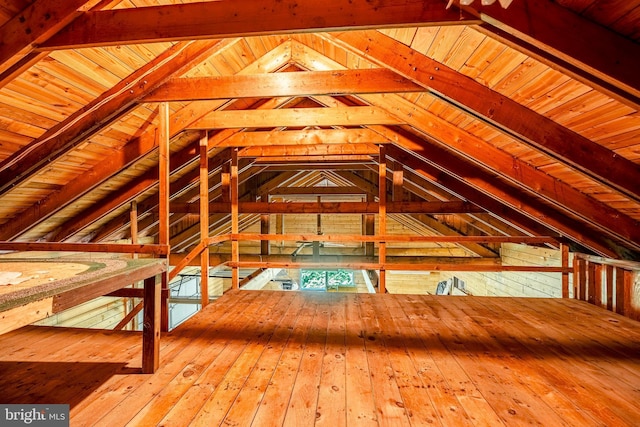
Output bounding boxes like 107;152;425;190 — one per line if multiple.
0;0;638;260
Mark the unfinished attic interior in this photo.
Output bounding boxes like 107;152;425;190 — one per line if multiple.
0;0;640;424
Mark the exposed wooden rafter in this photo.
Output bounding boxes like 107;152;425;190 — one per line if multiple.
475;0;640;105
327;30;640;202
0;39;229;196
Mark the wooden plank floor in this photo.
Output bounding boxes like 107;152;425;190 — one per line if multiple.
1;290;640;426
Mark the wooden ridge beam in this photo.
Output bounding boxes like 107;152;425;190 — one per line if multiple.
169;200;485;214
214;128;391;147
188;107;403;129
475;0;640;103
329;30;640;202
0;39;226;196
144;69;424;102
40;0;478;49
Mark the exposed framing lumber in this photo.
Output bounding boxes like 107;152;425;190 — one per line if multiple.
51;261;167;313
158;103;170;248
230;148;239;289
39;0;478;49
232;233;558;244
229;260;570;273
475;0;640;103
55;78;292;244
296;43;637;253
328;30;640;202
0;39;226;197
158;102;170;332
0;0;101;73
142;275;160;373
169;253;503;267
385;144;620;258
143;69;423;102
0;242;168;254
378;144;387;293
269;186;364;196
561;243;569;298
189;107;403;129
365;192;375;257
199;131;209;307
168;170;301;253
114;301;143;331
214;128;391;147
368;111;640;248
0;97;231;240
241;143;380;158
0;51;48;90
170;201;485;214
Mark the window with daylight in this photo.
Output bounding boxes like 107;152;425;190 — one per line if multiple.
300;269;355;291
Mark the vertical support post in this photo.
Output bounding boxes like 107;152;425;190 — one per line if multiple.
142;275;160;374
605;265;614;311
572;255;579;299
129;200;139;330
221;161;231;203
158;102;170;332
130;201;138;259
623;269;634;318
314;195;321;262
364;193;375;257
578;258;587;301
199;131;209;307
260;216;270;255
392;160;404;202
378;145;387;294
587;262;596;304
276;210;284;249
231;148;239;289
561;243;569;298
615;267;625;315
593;264;603;307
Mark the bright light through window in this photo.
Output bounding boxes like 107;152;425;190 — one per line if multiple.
300;269;354;291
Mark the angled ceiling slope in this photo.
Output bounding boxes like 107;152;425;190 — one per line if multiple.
0;0;638;260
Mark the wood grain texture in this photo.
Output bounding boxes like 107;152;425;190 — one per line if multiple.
1;290;639;425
